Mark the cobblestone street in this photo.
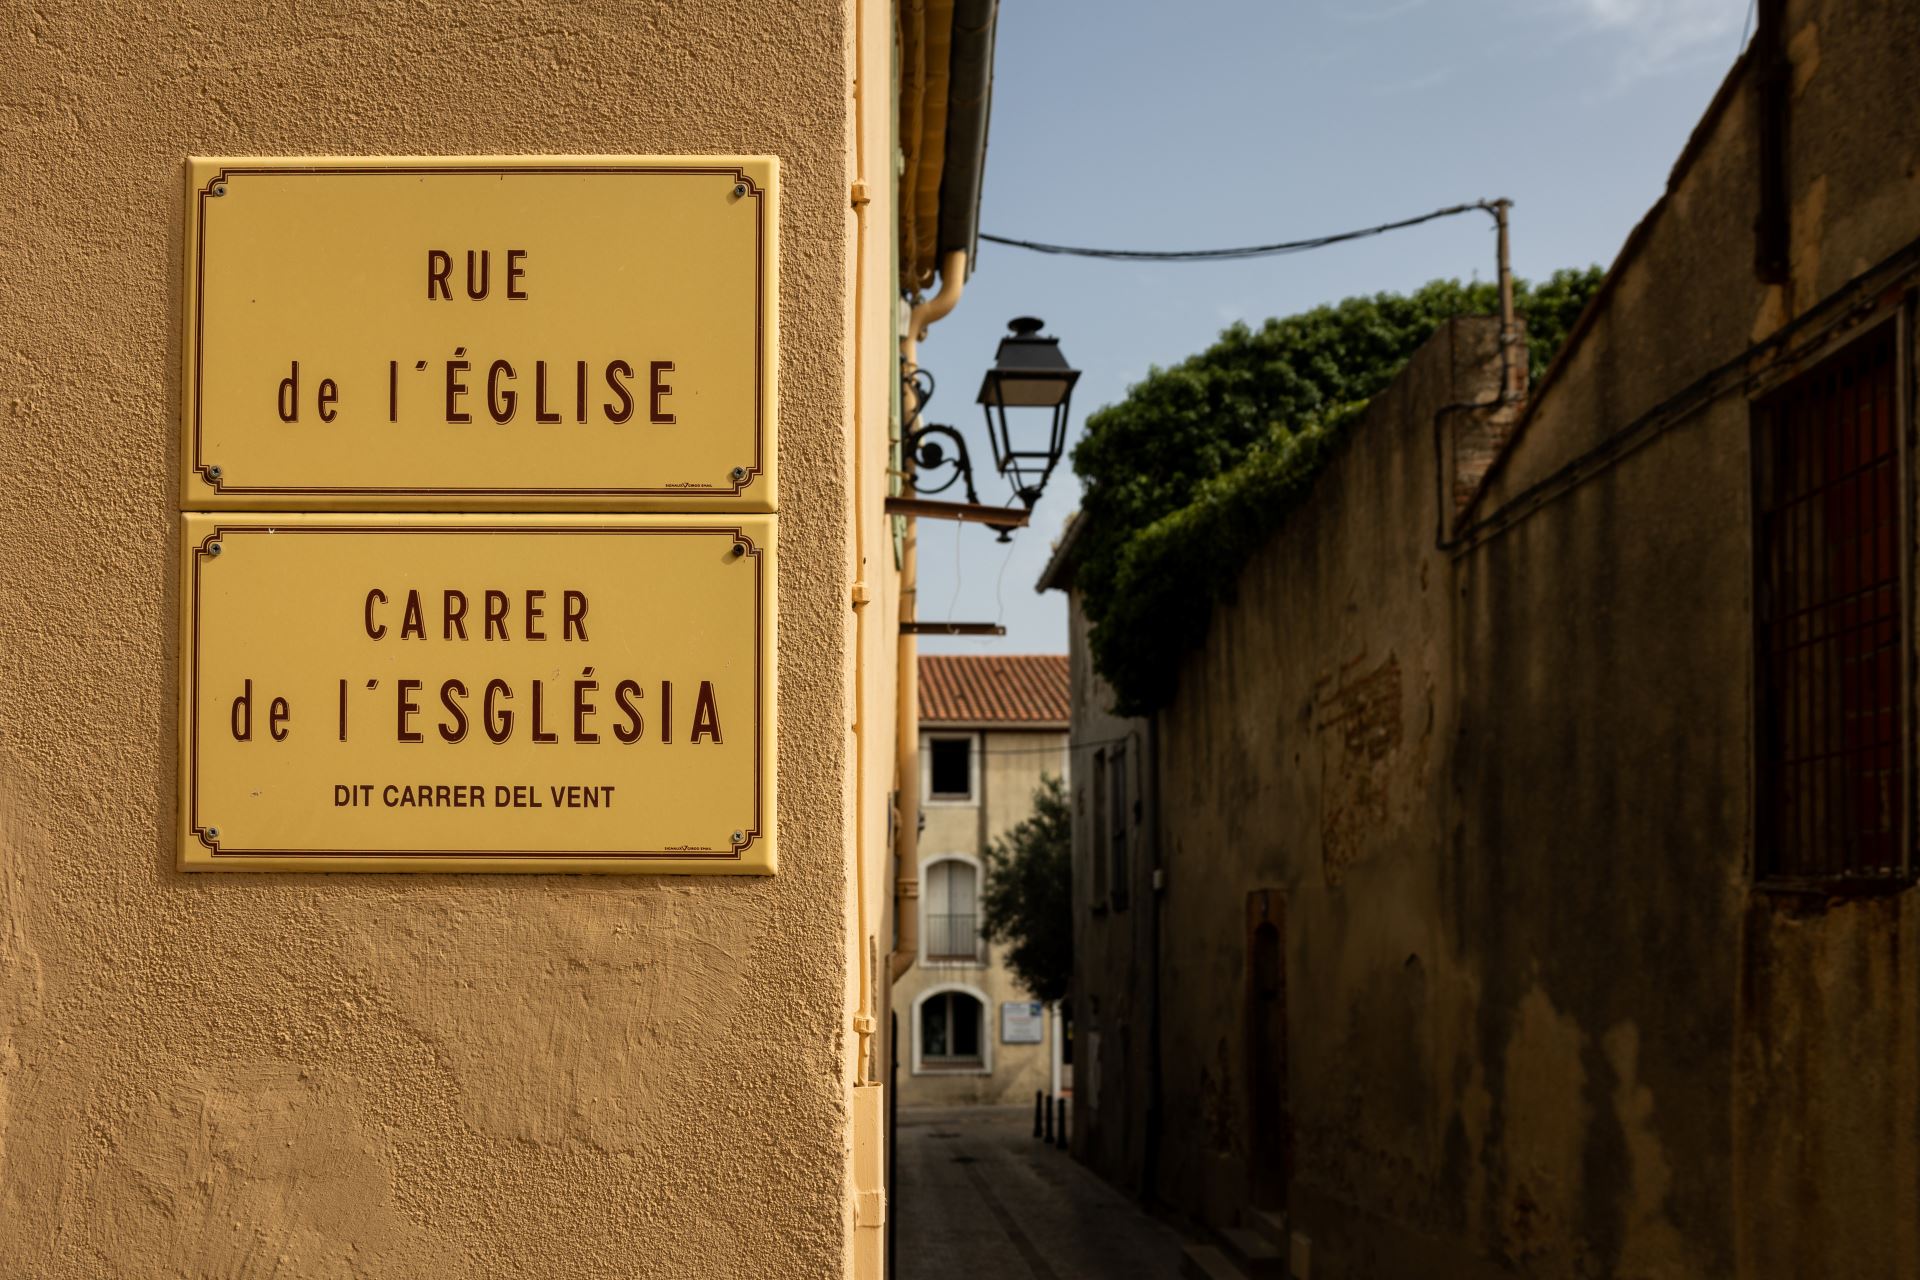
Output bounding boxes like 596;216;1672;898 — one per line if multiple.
894;1105;1190;1280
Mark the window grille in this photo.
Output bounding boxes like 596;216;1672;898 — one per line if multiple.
1754;322;1909;886
925;912;977;959
923;860;979;960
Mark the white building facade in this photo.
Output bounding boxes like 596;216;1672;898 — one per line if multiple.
894;655;1069;1107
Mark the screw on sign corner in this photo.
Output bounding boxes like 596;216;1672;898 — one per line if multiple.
733;183;747;198
732;830;745;845
204;464;223;484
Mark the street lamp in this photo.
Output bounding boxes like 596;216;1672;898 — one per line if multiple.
976;316;1080;508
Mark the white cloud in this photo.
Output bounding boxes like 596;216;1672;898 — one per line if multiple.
1568;0;1748;80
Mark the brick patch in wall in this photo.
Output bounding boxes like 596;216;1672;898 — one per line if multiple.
1315;653;1403;886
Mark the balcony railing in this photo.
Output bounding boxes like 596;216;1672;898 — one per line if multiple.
925;912;978;960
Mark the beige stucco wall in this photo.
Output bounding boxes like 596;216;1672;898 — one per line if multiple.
0;3;885;1276
895;727;1066;1107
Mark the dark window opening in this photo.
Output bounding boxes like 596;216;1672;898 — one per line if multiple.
1109;744;1131;911
1091;749;1109;908
921;991;983;1064
1754;322;1909;887
929;737;972;800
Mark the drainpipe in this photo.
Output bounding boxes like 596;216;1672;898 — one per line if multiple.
909;249;968;342
892;1;992;977
849;1;887;1274
891;248;967;983
850;0;880;1096
1049;1000;1064;1099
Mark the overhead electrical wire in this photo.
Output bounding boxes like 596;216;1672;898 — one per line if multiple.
979;199;1497;263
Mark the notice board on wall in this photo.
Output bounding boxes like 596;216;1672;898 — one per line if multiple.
1002;1001;1045;1044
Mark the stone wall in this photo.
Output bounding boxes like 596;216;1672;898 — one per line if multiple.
1059;588;1158;1192
1128;3;1920;1275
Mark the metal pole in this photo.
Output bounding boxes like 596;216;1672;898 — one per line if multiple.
1034;1090;1044;1139
1492;198;1521;402
1048;1002;1063;1100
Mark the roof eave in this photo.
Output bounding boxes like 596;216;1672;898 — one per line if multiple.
937;0;998;281
1035;509;1084;593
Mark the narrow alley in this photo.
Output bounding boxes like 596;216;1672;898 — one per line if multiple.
894;1106;1191;1279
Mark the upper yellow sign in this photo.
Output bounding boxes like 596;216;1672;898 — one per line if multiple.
180;157;778;511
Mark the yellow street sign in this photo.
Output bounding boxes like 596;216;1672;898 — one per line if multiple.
178;513;776;872
180;157;778;511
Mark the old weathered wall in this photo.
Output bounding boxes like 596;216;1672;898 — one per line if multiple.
1153;321;1507;1277
0;3;859;1276
1151;315;1753;1280
1471;2;1920;1276
1140;2;1920;1276
1058;594;1157;1192
1445;397;1752;1278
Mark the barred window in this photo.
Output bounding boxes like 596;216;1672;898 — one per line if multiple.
923;859;979;961
1754;322;1909;887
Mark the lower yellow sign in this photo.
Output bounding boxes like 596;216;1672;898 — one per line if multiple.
178;514;775;872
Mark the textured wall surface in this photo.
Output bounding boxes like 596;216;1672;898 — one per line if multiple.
1151;323;1512;1278
1055;592;1155;1194
0;3;855;1275
1123;2;1920;1276
1479;6;1920;1271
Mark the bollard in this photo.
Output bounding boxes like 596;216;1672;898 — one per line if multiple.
1034;1091;1044;1139
1043;1093;1055;1142
1054;1096;1068;1149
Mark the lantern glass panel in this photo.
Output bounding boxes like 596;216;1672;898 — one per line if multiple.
983;373;1073;408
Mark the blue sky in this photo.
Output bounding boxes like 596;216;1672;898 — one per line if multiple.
914;0;1755;655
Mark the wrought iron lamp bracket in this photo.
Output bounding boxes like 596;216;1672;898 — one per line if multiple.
902;422;985;506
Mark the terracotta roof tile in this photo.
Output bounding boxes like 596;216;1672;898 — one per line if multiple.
919;654;1069;725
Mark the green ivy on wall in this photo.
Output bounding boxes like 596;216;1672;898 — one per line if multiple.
1073;269;1604;715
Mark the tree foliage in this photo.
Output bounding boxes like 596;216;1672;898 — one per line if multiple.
978;774;1073;1004
1072;268;1604;714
